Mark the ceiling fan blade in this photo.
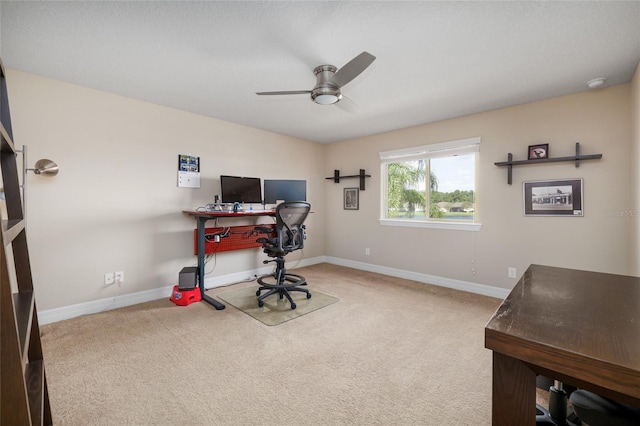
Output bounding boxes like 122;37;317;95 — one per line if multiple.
256;90;312;96
329;51;376;88
335;94;359;113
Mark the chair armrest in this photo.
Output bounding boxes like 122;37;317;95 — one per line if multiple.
254;226;274;234
256;237;275;245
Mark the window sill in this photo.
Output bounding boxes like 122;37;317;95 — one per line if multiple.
379;219;482;231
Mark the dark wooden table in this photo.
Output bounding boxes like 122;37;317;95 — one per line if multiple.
485;264;640;425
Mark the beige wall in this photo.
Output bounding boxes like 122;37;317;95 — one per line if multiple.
631;63;640;276
6;68;638;313
325;84;633;289
7;70;326;311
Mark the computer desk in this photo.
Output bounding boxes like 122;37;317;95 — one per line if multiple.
485;264;640;425
182;210;276;310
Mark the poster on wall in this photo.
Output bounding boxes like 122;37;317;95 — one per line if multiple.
344;187;359;210
523;178;583;216
178;154;200;188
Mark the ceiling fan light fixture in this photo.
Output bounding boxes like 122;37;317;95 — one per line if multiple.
313;93;341;105
311;86;342;105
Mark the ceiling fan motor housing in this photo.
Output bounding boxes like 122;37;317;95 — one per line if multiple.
311;65;342;104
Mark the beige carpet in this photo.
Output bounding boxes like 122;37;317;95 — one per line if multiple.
218;285;339;326
41;263;504;425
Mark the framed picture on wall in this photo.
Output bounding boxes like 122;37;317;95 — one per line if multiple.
344;187;359;210
523;178;583;216
528;143;549;160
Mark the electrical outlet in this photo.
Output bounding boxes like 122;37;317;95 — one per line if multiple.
115;271;124;284
365;248;370;256
104;272;115;285
508;267;517;279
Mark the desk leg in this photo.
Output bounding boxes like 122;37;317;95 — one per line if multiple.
492;352;536;425
196;217;225;310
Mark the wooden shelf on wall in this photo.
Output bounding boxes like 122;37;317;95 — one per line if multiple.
494;142;602;184
325;169;371;190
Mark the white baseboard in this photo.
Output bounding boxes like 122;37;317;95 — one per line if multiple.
39;255;508;325
38;286;173;325
325;257;510;300
38;255;327;325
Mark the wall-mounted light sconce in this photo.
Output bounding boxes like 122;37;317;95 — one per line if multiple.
18;145;59;221
26;158;59;176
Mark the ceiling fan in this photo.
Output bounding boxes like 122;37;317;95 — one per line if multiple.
256;51;376;105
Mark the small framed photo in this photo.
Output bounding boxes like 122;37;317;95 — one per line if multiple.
523;178;583;216
344;187;359;210
528;143;549;160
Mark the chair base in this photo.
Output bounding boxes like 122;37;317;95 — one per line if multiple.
256;271;311;310
536;384;581;426
536;404;581;425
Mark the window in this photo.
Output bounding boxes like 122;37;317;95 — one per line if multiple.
379;137;481;231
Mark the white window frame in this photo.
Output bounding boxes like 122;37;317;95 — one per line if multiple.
379;137;482;231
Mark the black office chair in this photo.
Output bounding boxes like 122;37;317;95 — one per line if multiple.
254;201;311;310
569;389;640;426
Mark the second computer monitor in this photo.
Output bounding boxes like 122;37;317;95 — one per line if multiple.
264;179;307;204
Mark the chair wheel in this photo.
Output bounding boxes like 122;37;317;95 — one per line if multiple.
256;290;260;296
258;301;264;307
291;303;296;309
306;293;312;299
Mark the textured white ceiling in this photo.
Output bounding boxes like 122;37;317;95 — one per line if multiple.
2;1;640;144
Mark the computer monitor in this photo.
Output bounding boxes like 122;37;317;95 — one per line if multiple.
220;175;263;204
263;179;307;204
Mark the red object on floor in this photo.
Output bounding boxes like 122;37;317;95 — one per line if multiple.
170;285;201;306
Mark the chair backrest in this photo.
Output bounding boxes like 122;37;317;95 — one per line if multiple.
275;201;311;253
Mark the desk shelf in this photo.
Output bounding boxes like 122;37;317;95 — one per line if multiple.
494;143;602;184
193;224;275;255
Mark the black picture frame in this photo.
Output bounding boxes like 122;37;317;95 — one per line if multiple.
523;178;583;216
344;187;359;210
528;143;549;160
